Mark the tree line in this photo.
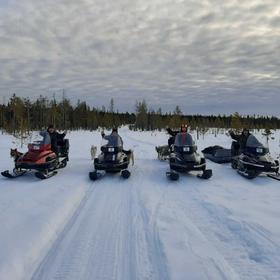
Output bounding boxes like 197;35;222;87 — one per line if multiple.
1;94;280;136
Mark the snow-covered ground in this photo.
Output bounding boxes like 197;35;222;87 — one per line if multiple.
0;128;280;280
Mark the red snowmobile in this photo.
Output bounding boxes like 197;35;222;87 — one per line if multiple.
2;139;69;180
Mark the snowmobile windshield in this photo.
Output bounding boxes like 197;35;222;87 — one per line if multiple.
102;134;123;147
174;133;194;147
245;135;268;156
246;135;264;148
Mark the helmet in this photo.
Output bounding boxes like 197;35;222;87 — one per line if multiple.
112;127;118;133
180;124;188;131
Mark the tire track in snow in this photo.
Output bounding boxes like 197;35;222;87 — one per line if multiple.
171;182;280;279
31;181;98;280
31;170;170;280
125;131;236;279
132;164;170;280
125;129;240;279
125;130;280;279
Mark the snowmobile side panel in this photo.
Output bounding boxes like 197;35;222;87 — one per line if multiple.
15;161;57;172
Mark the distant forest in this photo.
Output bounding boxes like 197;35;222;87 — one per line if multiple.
0;94;280;135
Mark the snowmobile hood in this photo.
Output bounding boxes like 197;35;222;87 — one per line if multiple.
28;143;52;153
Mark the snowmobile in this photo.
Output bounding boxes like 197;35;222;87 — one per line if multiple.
231;135;279;180
89;137;134;181
166;133;212;180
1;139;69;180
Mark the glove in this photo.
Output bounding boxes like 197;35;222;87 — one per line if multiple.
101;131;105;137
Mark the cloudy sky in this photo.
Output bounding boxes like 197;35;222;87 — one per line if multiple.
0;0;279;115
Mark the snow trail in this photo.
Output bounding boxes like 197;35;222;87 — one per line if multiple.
1;129;280;280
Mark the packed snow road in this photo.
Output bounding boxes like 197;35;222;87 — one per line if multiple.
0;128;280;280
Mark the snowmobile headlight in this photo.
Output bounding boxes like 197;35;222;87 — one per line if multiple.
256;148;263;154
108;147;115;152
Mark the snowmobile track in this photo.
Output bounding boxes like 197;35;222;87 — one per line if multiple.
31;183;97;280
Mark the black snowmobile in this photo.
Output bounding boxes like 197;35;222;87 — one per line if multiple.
166;133;212;180
89;137;134;181
231;135;279;180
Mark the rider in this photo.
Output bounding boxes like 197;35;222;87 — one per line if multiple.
101;128;132;159
166;124;189;148
101;127;123;147
46;125;66;155
229;128;251;155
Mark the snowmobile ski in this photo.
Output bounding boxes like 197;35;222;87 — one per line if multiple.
1;169;27;179
35;170;58;180
89;171;104;181
197;169;213;179
267;174;280;181
121;169;131;179
166;171;179;181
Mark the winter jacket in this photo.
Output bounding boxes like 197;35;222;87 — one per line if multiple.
102;132;123;147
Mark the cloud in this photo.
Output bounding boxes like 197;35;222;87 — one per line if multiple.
0;0;279;115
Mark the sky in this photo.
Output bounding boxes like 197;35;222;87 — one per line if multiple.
0;0;279;115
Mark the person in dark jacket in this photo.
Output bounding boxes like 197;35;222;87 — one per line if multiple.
229;128;251;155
47;125;66;155
166;124;188;147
